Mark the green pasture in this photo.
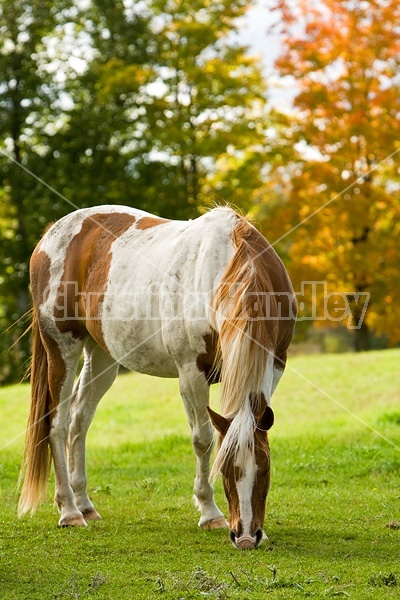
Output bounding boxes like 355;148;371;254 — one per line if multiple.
1;350;400;599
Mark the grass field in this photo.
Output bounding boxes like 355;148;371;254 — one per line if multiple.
1;349;400;599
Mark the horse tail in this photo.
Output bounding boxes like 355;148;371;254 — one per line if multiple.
18;308;52;516
211;216;277;476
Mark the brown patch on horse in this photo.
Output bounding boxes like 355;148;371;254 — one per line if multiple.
207;407;242;535
213;218;280;417
207;406;231;437
196;330;221;384
30;249;52;305
236;224;297;371
30;246;67;408
212;215;297;421
223;467;241;535
43;332;67;410
251;402;273;534
55;212;136;350
30;248;67;400
237;223;297;369
136;216;170;230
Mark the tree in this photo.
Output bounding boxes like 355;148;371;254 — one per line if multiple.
98;0;269;217
258;0;400;350
0;0;64;382
0;0;272;383
0;0;160;383
44;0;154;211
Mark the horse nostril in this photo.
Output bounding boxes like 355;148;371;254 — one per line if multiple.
235;533;257;550
255;528;263;547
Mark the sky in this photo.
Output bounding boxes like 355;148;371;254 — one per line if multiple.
238;0;296;109
239;0;280;70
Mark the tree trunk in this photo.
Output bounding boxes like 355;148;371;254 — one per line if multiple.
353;319;371;352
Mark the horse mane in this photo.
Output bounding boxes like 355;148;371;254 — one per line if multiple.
211;214;277;477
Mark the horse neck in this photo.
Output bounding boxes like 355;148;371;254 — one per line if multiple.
213;217;276;420
210;217;277;478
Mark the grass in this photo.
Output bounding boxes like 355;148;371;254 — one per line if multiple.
1;349;400;599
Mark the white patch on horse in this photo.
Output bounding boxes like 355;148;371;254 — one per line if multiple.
235;451;256;534
101;208;237;376
272;366;284;396
261;351;275;406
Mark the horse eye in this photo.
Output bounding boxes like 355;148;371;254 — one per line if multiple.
256;460;270;477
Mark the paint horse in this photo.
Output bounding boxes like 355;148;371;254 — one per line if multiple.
19;205;297;550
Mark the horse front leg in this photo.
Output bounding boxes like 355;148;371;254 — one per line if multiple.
178;364;228;530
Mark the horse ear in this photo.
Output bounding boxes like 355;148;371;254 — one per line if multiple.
207;406;231;437
258;405;274;431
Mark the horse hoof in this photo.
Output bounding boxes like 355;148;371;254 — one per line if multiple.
58;514;87;527
200;517;229;530
82;508;102;521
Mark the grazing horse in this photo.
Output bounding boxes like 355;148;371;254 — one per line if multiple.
18;205;297;550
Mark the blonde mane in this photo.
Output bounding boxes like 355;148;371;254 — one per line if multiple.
211;215;278;476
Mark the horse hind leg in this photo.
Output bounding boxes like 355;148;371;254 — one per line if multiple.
68;339;119;520
44;332;86;527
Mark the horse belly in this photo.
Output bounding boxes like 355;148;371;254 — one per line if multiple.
101;318;179;377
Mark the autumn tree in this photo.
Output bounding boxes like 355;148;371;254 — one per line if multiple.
259;0;400;350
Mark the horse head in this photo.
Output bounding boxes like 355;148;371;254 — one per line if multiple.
208;404;274;550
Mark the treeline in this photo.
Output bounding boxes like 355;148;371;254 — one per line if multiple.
1;0;400;384
0;0;272;383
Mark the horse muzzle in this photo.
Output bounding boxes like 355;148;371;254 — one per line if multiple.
230;528;263;550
